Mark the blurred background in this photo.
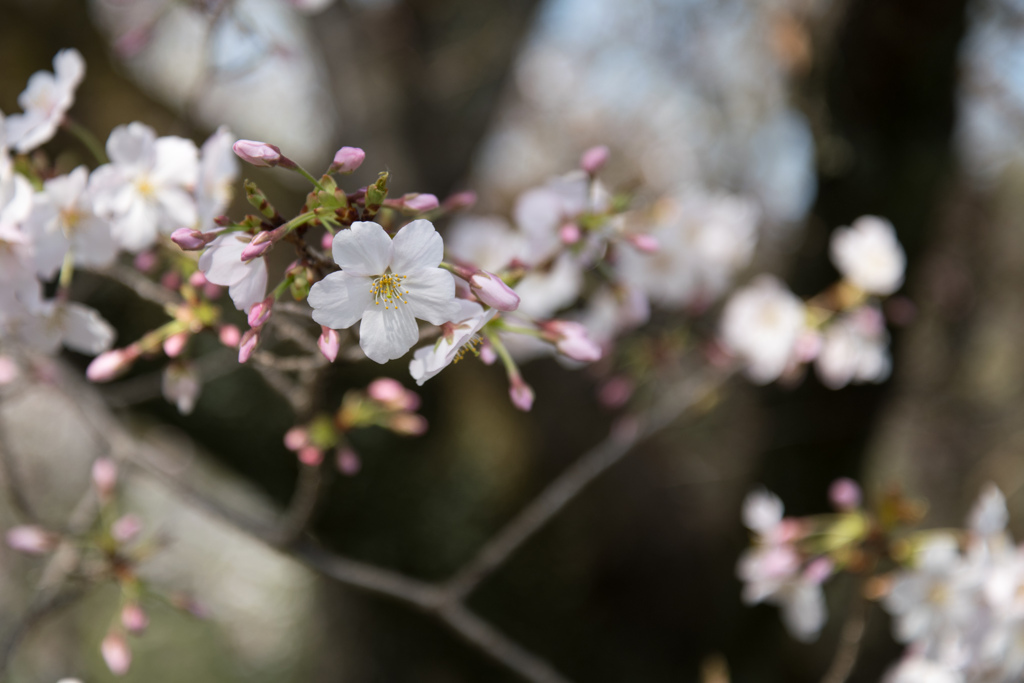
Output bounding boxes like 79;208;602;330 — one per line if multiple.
2;0;1024;681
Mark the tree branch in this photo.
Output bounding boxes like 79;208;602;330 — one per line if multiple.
820;580;868;683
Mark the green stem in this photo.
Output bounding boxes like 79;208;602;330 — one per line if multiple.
294;166;326;193
57;251;75;300
62;118;108;165
483;327;520;379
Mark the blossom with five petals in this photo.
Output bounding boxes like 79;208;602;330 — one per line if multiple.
309;220;460;364
5;48;85;153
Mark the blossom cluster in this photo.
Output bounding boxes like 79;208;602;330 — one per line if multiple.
739;481;1024;683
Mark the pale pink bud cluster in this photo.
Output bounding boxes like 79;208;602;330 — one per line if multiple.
442;191;477;211
329;146;365;174
282;427;323;466
111;514;143;543
367;378;421;412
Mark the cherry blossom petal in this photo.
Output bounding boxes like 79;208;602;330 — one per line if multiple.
62;302;116;355
110;195;160;252
359;305;419;364
390;219;444;272
153;136;199;187
404;267;459;325
309;271;374;330
199;234;249;285
227;262;268;313
106;122;156;170
332;221;392;276
156;185;198;230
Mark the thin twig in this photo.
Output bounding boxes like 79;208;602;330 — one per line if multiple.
820;580;868;683
272;461;329;546
0;587;86;675
104;264;181;309
443;368;722;602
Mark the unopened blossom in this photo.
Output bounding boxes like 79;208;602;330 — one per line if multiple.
329;146;365;174
828;478;862;511
195;126;238;230
89;122;198;252
5;525;57;555
111;514;143;543
92;457;118;501
121;604;149;634
198;233;268;314
101;632;131;676
23;166;118;278
367;377;420;410
464;269;520;311
508;372;535;411
539;320;602;362
232;139;287;168
409;300;496;385
720;276;807;384
86;346;139;382
5;48;85;153
309;220;460;364
830;215;906;295
815;305;891;389
619;190;759;308
580;145;610;174
318;326;340;362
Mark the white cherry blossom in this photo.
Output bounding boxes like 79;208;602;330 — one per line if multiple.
815;305;891;389
195;126;238;230
309;220;460;364
409;299;496;385
23;166;117;278
89;122;198;252
198;233;268;314
720;276;807;384
5;48;85;153
12;297;116;356
619;190;759;308
830;215;906;295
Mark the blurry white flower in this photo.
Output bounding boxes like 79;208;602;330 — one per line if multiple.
514;252;583;319
742;488;784;536
409;299;495;385
5;48;85;153
815;305;891;389
195;126;238;230
198;233;268;314
883;656;965;683
162;362;200;414
513;172;590;264
720;276;806;384
968;484;1009;537
309;220;459;364
619;190;759;308
830;215;906;295
13;299;116;356
90;122;198;252
445;216;526;273
23;166;118;278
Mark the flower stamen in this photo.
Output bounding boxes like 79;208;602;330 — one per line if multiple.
371;273;409;310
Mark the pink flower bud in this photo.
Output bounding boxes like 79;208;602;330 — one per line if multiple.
284;427;309;452
188;271;208;287
468;271;520;312
233;139;285;168
92;458;118;501
170;228;217;251
803;557;834;585
367;378;418;411
241;237;273;262
559;223;581;245
160;271;181;290
133;251;158;273
297;445;324;466
329;146;365;174
204;283;223;300
121;604;149;634
86;347;139;383
0;356;19;385
479;341;497;366
598;376;634;410
318;326;340;362
509;374;534;412
219;325;241;348
627;233;660;253
336;447;361;475
401;193;439;212
580;145;610;174
829;478;862;511
101;632;131;676
162;332;189;358
389;413;428;436
321;233;334;251
111;514;143;543
238;329;260;364
540;320;602;363
248;296;274;328
5;525;56;555
442;191;477;211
